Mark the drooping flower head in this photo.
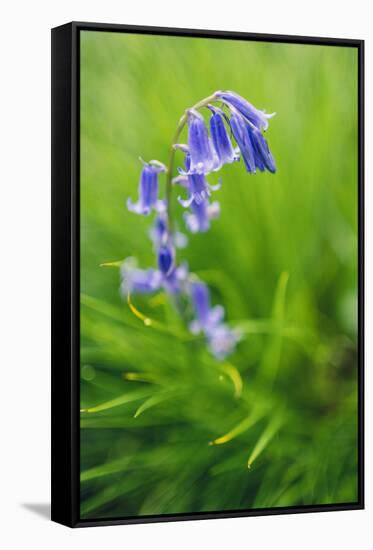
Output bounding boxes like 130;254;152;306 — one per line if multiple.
127;159;166;215
122;90;276;360
213;90;276;174
229;107;276;174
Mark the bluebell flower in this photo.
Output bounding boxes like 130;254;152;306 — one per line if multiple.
206;323;241;360
187;109;220;174
230;109;276;174
216;90;275;131
149;208;168;247
172;143;221;212
208;105;238;166
189;282;224;334
175;172;221;208
248;125;276;173
120;258;162;294
157;241;175;276
189;281;240;359
229;110;256;173
184;200;220;233
162;262;189;294
121;90;277;360
173;165;220;233
120;257;188;297
149;202;187;249
127;159;166;215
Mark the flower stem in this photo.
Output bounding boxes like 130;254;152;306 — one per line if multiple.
165;92;218;232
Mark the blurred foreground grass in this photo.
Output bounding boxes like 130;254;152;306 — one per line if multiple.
80;31;358;519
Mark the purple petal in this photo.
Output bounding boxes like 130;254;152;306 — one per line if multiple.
216;90;275;131
250;127;276;173
127;160;165;216
157;243;175;276
207;305;225;328
190;282;211;326
126;197;150;215
230;111;256;173
187;109;218;174
162;262;189;294
206;324;240;360
184;201;209;233
178;195;195;208
209;108;236;165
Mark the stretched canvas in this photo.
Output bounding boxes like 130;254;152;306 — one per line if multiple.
51;22;364;527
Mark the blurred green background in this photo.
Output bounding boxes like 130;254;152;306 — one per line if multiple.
80;31;358;520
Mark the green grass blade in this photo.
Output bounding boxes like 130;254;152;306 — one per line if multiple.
209;408;265;446
81;388;152;414
247;415;285;468
134;391;176;418
217;362;243;398
259;272;289;382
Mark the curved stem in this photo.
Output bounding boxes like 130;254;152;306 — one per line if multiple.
165;92;218;232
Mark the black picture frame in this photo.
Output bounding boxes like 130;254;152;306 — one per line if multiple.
51;21;365;528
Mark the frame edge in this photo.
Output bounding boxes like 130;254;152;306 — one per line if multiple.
51;22;78;528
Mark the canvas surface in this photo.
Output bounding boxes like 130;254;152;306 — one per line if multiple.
79;30;359;520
